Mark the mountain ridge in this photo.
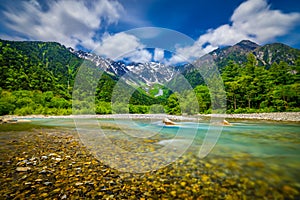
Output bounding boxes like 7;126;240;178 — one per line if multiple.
67;39;300;97
0;38;299;115
1;38;300;93
211;40;300;67
70;39;300;76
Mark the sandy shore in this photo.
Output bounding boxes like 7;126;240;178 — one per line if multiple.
2;112;300;122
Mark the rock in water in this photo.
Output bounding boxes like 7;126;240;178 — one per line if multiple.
17;119;32;123
162;118;176;125
16;167;31;172
2;118;18;124
222;119;232;126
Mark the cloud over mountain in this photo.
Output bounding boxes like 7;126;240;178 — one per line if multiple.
1;0;299;64
176;0;300;61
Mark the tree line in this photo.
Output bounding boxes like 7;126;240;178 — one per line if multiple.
222;54;299;113
0;39;299;115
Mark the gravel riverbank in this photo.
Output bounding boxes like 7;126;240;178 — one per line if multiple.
3;112;300;122
201;112;300;122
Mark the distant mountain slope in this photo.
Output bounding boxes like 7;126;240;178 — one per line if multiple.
0;39;83;93
0;39;159;105
70;40;300;91
69;47;179;87
254;43;300;66
0;39;82;77
1;38;299;103
210;40;300;68
1;38;299;115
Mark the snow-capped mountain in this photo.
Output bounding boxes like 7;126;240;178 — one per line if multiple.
69;48;179;87
69;40;300;91
126;62;178;86
68;48;129;76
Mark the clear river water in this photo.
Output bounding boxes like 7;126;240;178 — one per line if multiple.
1;117;299;199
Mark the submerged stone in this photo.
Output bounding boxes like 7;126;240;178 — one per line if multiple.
44;182;52;186
16;167;31;172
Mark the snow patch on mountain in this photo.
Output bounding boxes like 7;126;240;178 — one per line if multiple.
70;48;179;87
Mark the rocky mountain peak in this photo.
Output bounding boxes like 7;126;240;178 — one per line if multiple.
235;40;260;51
69;39;300;85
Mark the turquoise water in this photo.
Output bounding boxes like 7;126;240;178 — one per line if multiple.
29;118;300;178
30;118;300;158
2;117;299;198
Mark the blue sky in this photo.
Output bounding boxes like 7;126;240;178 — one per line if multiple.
0;0;299;63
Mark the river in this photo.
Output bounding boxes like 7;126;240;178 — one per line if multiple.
0;117;299;199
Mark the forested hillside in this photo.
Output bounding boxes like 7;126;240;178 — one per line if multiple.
0;39;299;115
0;39;158;115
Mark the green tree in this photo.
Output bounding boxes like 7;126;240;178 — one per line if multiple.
166;93;181;115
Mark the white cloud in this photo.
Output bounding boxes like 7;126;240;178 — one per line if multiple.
175;0;300;61
125;49;152;63
232;0;300;43
165;54;187;66
2;0;300;65
94;32;145;59
153;48;164;62
2;0;123;49
92;32;153;63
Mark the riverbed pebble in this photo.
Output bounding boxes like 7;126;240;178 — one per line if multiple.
0;125;299;199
